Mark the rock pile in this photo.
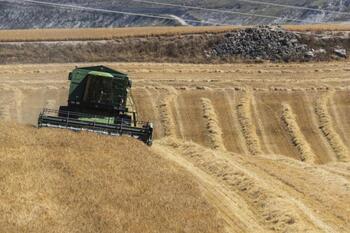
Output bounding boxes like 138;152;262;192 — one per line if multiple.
212;26;311;61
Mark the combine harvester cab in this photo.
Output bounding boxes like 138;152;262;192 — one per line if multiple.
38;65;153;145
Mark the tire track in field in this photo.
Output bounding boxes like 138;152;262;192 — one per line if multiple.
254;92;303;160
290;93;332;163
157;87;178;138
329;91;350;148
327;91;350;150
243;157;350;232
236;92;262;155
135;88;163;138
250;92;274;155
0;105;11;121
314;93;350;162
168;88;184;139
222;90;249;154
172;90;185;139
0;87;13;121
322;165;350;180
153;142;265;233
175;90;213;147
155;139;332;232
200;97;225;150
13;88;24;123
281;103;316;163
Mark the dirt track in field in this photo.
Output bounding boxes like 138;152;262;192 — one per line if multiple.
0;62;350;232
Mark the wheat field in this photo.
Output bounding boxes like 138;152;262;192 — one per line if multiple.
0;61;350;232
0;24;349;42
0;123;224;233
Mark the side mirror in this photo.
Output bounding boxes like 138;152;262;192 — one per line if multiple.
128;80;132;88
68;72;72;81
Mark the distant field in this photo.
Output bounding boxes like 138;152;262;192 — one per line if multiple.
0;24;349;42
284;23;350;32
0;26;237;42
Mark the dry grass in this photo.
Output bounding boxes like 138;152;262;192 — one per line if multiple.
281;103;316;163
0;123;224;233
236;93;262;155
0;26;237;42
0;24;349;42
158;139;313;232
201;98;225;150
284;23;350;32
158;89;177;137
0;26;348;64
314;94;350;162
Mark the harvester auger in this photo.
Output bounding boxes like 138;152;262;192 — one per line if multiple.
38;65;153;145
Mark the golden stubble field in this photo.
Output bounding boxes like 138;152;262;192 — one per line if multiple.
0;61;350;232
0;124;224;233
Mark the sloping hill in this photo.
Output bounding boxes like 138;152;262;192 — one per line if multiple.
0;123;224;233
0;0;349;29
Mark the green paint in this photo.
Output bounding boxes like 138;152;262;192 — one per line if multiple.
79;117;115;124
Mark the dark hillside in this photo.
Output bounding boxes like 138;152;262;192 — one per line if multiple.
0;27;348;64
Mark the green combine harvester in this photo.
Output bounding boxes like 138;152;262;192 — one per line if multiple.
38;65;153;145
